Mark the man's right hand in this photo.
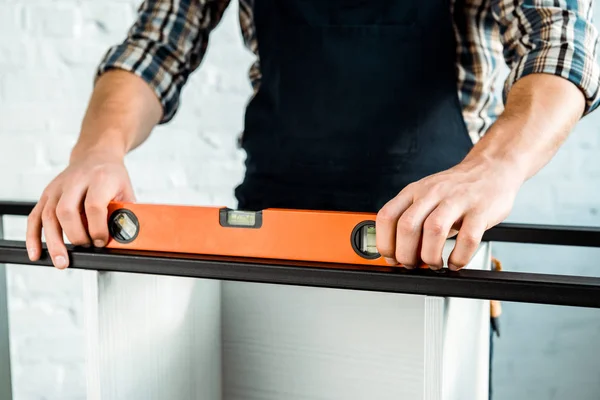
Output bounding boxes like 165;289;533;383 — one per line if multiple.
26;149;136;269
23;69;164;269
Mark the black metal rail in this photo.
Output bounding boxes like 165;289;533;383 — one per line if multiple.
0;201;34;217
2;200;600;308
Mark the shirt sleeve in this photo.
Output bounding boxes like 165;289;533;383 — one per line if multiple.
95;0;231;123
491;0;600;115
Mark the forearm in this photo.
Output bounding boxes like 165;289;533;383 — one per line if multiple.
71;69;163;161
462;73;586;182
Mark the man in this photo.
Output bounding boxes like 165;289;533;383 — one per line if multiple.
21;2;598;397
26;0;598;272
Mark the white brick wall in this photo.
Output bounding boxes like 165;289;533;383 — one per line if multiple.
0;1;599;399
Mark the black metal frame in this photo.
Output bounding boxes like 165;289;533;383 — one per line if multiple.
1;200;600;308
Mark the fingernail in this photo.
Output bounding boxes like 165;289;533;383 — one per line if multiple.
94;240;104;247
449;263;458;271
54;255;67;269
384;257;397;265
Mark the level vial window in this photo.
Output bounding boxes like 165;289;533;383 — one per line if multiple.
359;225;378;256
351;221;380;259
227;211;256;226
109;209;140;243
113;212;137;240
219;209;263;228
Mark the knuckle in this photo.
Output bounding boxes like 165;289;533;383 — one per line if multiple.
84;200;104;214
438;197;456;209
39;188;53;203
376;207;396;225
462;232;480;247
397;215;418;234
69;170;85;182
41;208;56;224
27;211;39;224
91;167;109;182
424;217;445;236
404;181;419;192
55;203;76;220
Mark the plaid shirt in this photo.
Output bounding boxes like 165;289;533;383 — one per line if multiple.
96;0;600;142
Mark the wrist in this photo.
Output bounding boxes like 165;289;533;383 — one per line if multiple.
70;129;128;164
461;122;533;185
462;74;585;182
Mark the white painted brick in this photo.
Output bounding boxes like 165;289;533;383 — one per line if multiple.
8;302;81;337
25;3;81;38
2;70;93;106
81;2;136;39
12;361;86;400
28;36;112;73
0;105;49;133
0;3;25;37
0;38;33;69
579;152;600;178
8;266;83;302
0;168;65;200
0;135;40;170
17;334;84;364
39;134;78;168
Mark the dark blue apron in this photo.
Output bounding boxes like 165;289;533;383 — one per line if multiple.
234;0;474;213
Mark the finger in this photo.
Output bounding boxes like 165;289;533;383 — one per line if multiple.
421;200;465;270
448;213;487;271
84;178;122;247
376;190;414;265
56;185;91;247
395;196;440;268
41;198;69;269
26;200;45;261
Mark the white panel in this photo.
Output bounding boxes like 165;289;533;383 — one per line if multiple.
442;243;491;400
0;217;13;400
84;271;222;400
425;296;445;400
222;241;490;400
222;281;430;400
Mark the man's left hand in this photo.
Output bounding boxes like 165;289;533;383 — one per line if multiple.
375;73;587;271
375;157;521;270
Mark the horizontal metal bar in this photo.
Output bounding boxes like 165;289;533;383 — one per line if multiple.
0;201;34;217
1;239;600;308
1;200;599;248
481;222;600;248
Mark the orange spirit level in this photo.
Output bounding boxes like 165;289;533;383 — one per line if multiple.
104;201;395;266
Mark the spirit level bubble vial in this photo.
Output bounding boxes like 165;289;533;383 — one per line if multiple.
219;209;263;228
109;209;140;244
351;221;379;259
105;201;393;267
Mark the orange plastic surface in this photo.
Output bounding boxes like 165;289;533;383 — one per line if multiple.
104;201;394;266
